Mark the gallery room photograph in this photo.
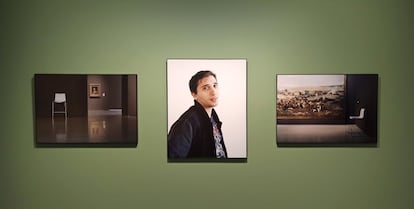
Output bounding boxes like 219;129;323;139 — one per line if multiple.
276;74;378;145
34;74;138;145
167;59;247;160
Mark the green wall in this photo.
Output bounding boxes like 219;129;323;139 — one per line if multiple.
1;0;413;208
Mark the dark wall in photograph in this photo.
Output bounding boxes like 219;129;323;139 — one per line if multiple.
87;75;137;115
346;74;378;137
35;75;88;117
88;75;122;111
122;75;137;116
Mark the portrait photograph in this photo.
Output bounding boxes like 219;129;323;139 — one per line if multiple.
34;74;138;146
276;74;378;146
167;59;247;160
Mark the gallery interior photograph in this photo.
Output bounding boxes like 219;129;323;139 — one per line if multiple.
277;74;378;145
1;1;413;209
34;74;137;145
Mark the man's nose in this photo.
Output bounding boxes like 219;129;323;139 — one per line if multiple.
211;87;217;95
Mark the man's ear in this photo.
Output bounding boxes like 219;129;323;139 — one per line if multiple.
191;92;197;99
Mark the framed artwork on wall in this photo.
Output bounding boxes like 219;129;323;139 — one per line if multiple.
276;74;378;146
34;74;138;146
89;83;101;97
167;58;247;161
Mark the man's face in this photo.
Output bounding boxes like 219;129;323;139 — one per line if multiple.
192;75;219;110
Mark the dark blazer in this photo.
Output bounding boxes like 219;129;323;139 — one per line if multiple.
168;100;227;158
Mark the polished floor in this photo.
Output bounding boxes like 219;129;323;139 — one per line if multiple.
36;111;137;145
277;124;375;144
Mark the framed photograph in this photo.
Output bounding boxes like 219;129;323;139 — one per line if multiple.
34;74;138;146
276;74;378;146
89;83;101;97
167;59;247;160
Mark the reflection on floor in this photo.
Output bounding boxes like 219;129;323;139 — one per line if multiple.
36;111;137;144
277;124;375;144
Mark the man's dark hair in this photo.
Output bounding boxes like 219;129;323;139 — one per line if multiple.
189;70;216;93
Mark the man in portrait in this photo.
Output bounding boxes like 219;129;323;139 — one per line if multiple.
168;71;227;159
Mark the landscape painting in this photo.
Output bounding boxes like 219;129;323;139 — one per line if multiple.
277;75;345;122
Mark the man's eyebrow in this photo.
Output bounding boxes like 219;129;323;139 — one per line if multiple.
199;82;216;89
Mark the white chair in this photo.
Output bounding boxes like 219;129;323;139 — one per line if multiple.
349;108;365;119
52;93;67;119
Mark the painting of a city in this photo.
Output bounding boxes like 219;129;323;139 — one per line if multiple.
276;74;378;146
277;75;345;122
